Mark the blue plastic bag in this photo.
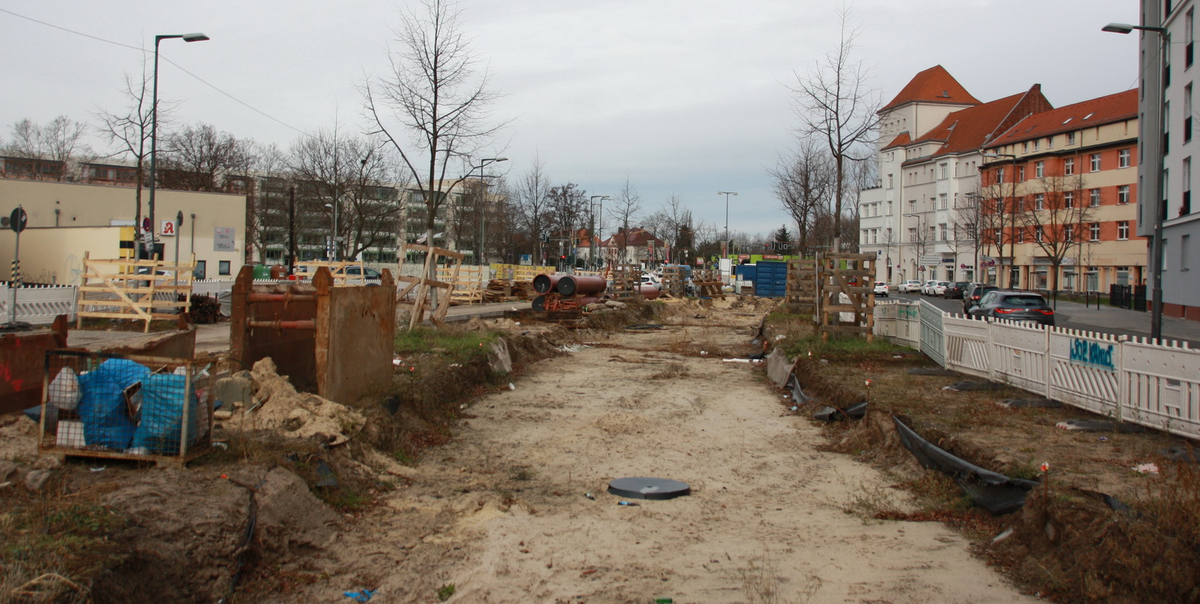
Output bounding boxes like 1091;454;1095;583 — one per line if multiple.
77;359;150;450
132;373;200;455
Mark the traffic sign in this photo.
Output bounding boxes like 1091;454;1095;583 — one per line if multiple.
9;207;27;233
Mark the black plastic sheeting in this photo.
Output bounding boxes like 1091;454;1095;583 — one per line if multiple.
892;416;1039;515
996;398;1062;409
785;374;811;405
814;402;867;422
942;381;1005;392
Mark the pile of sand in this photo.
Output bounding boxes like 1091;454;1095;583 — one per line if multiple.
236;358;366;446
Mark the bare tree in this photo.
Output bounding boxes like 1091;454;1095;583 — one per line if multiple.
4;116;92;180
546;182;589;258
645;194;693;263
1016;174;1091;294
159;123;251;191
607;178;642;265
514;158;552;263
245;142;292;265
789;3;880;250
363;0;505;250
95;64;174;250
290;125;401;261
951;189;984;283
772;138;833;255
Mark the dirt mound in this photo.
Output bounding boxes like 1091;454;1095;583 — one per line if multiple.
237;358;367;446
92;465;339;604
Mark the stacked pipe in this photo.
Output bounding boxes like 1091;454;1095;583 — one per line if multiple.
532;273;610;311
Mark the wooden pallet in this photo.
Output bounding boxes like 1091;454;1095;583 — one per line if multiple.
438;265;487;304
693;268;724;299
395;243;463;329
816;253;875;341
785;258;817;314
76;252;195;332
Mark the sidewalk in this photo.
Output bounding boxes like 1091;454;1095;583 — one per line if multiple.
1043;298;1200;347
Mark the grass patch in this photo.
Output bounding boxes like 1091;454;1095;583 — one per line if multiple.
395;326;499;364
0;494;125;603
437;583;456;601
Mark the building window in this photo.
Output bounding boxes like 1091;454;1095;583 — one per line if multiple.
1118;185;1131;204
1090;153;1102;172
1033;139;1040;151
1119;148;1131;168
1047;136;1054;149
1035;161;1044;178
1035;193;1045;210
1184;234;1192;271
1090;188;1101;207
996;167;1005;184
219;261;232;276
1017;229;1025;243
1090;222;1101;241
908;199;916;213
1018;166;1026;180
1035;226;1045;242
908;227;917;242
994;228;1002;243
1187;8;1195;68
1118;221;1130;240
1064;157;1075;175
939;223;947;241
1067;132;1076;145
939;163;948;179
1022;142;1029;153
1065;224;1075;242
1065;191;1075;208
939;193;948;209
887;174;893;189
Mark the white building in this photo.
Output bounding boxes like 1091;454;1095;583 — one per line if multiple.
859;66;1051;285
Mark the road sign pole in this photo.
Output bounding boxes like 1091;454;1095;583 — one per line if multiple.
8;205;27;327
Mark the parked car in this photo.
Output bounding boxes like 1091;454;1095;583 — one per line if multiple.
962;284;997;313
921;280;939;295
968;290;1056;326
898;280;923;293
343;265;382;280
943;282;970;299
932;281;950;296
873;281;889;297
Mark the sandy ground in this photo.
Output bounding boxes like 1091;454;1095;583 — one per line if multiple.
288;309;1038;604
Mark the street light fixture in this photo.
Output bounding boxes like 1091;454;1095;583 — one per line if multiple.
717;191;738;256
590;195;610;270
471;157;507;265
147;32;208;260
1103;21;1167;342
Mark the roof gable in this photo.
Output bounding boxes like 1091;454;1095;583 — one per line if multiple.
902;84;1052;163
881;65;981;112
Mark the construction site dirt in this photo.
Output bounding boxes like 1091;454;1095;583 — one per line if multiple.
2;297;1198;603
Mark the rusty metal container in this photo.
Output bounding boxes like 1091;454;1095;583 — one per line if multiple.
559;275;607;296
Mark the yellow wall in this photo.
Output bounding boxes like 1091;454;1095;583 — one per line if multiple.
0;179;245;283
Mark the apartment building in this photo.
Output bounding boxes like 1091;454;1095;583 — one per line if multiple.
859;66;1050;284
980;90;1144;292
1138;0;1200;318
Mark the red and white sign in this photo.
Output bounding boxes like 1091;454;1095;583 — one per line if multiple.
160;220;177;237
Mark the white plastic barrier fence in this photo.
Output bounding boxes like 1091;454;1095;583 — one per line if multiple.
0;283;77;325
875;304;1200;440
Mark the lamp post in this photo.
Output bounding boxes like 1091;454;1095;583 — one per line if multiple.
590;195;610;270
1104;21;1168;342
718;191;738;257
148;32;208;260
982;152;1019;288
324;203;338;260
472;157;507;265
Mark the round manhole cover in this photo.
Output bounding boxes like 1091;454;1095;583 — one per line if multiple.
607;477;691;500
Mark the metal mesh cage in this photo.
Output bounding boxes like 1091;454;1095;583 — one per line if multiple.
38;350;214;465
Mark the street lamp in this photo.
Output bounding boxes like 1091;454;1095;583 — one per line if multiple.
324;203;338;260
590;195;610;270
1103;22;1167;342
718;191;738;256
472;157;507;265
147;32;208;260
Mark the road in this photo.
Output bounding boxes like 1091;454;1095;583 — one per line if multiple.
884;291;1200;347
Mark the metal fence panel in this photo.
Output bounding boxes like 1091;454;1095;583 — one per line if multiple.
988;320;1049;395
919;300;945;367
1047;328;1122;417
943;314;992;381
1121;337;1200;439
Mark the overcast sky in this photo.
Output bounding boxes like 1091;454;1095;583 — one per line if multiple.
0;0;1140;239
